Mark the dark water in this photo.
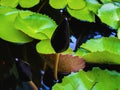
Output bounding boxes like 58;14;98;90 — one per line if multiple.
0;1;120;90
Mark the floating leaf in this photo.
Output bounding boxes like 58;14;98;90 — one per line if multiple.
76;37;120;64
36;39;56;54
52;67;120;90
81;37;120;55
100;0;113;3
86;0;102;14
82;51;120;64
0;0;19;8
0;6;17;14
67;0;86;9
19;0;40;8
49;0;67;9
67;7;95;22
0;10;34;43
117;27;120;39
98;3;120;29
15;14;57;40
51;17;70;53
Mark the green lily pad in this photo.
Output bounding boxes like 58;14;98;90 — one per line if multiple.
36;39;56;54
67;0;86;9
19;0;40;8
67;7;95;22
86;0;102;14
53;67;120;90
75;37;120;64
117;27;120;39
81;37;120;55
98;3;120;29
49;0;67;9
0;6;17;14
0;0;19;8
15;14;57;40
0;13;33;43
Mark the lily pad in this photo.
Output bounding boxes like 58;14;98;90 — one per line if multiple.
67;0;86;10
67;7;95;22
98;3;120;29
15;14;57;40
76;37;120;64
81;37;120;55
52;67;120;90
86;0;102;14
0;0;40;8
19;0;40;8
0;10;34;43
49;0;67;9
0;0;19;8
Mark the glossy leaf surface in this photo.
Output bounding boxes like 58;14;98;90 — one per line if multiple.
98;3;120;29
76;37;120;64
67;7;95;22
0;10;34;43
52;67;120;90
15;14;57;40
49;0;67;9
68;0;86;9
51;17;70;53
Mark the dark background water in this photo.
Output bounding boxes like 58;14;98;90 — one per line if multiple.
0;0;120;90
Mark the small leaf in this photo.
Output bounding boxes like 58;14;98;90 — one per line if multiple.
19;0;40;8
0;0;19;8
98;3;120;29
36;39;56;54
67;7;95;22
15;14;57;40
100;0;113;3
49;0;67;9
67;0;86;9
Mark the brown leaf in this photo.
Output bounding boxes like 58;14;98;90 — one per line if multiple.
40;53;85;73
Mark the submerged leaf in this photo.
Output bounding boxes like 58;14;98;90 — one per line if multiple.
52;67;120;90
15;14;57;40
40;53;85;73
98;3;120;29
